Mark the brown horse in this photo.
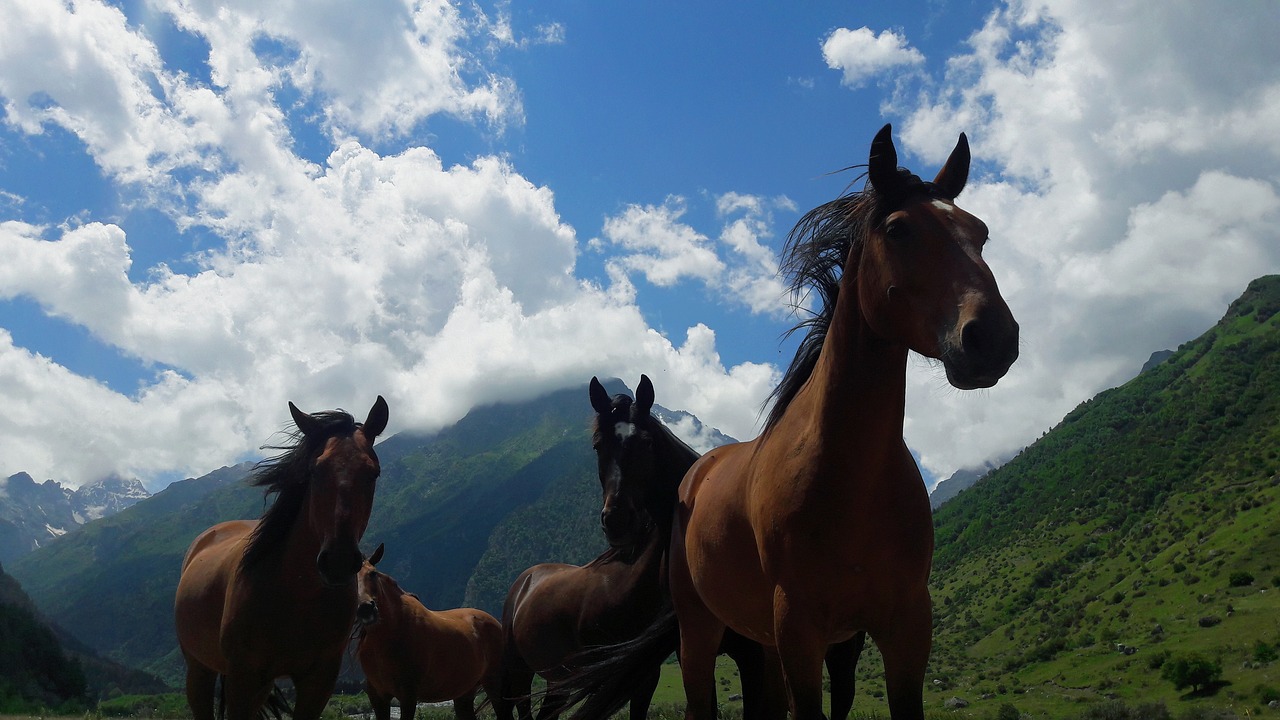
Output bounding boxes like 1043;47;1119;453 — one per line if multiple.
560;124;1018;720
175;397;389;720
494;376;680;720
507;378;865;720
355;543;504;720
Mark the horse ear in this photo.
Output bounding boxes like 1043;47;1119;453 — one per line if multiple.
932;132;970;199
363;396;389;440
289;402;322;438
369;543;384;567
589;377;612;415
868;123;901;198
635;375;655;416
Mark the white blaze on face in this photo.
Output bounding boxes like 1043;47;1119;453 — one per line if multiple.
931;199;955;215
615;422;636;442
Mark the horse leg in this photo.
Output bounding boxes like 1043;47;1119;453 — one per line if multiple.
366;684;393;720
497;657;534;720
772;588;828;720
221;674;273;720
876;592;931;720
628;664;661;720
534;688;567;720
182;655;217;720
825;632;866;720
290;657;344;720
454;690;478;720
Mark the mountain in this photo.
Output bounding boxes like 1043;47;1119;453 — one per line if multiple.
10;378;718;686
0;473;150;564
0;562;87;712
929;462;1000;509
913;275;1280;715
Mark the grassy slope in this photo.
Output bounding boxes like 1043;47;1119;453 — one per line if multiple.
918;275;1280;717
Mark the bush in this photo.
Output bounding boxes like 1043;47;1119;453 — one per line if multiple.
1254;641;1278;664
1160;652;1222;692
996;702;1021;720
1229;571;1254;587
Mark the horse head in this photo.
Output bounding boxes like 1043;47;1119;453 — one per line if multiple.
355;542;387;626
290;395;389;587
860;123;1019;389
589;376;663;550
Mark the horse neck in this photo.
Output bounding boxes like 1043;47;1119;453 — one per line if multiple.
793;271;909;453
275;494;328;592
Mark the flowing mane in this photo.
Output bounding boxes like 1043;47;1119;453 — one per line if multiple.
241;409;360;572
764;168;939;432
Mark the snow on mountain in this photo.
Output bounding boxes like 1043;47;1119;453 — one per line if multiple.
0;473;151;563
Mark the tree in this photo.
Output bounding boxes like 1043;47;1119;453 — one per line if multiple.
1160;653;1222;693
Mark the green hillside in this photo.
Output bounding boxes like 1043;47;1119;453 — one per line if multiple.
0;563;87;712
9;381;624;686
913;275;1280;717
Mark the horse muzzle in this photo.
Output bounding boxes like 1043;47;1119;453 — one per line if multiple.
356;600;378;625
943;310;1019;389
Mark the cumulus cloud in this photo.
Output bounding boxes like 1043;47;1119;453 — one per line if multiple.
885;1;1280;482
822;27;924;88
599;193;790;316
0;0;773;487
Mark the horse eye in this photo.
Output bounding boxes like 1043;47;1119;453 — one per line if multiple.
885;221;910;240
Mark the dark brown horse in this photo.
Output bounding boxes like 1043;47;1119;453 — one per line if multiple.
175;397;389;720
505;378;865;720
494;376;683;720
355;543;504;720
561;124;1018;720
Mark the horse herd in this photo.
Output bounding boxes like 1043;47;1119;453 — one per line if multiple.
172;124;1019;720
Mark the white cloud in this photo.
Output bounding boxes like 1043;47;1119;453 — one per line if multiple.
599;193;789;316
0;0;773;487
884;0;1280;483
822;27;924;89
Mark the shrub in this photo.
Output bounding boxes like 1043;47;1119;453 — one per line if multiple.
1160;652;1222;692
1254;641;1278;664
995;702;1020;720
1229;571;1254;587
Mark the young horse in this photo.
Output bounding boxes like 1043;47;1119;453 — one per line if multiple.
175;397;389;720
355;543;504;720
561;125;1019;720
495;376;685;720
505;378;865;720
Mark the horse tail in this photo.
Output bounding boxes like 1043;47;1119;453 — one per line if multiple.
550;608;679;720
214;676;293;720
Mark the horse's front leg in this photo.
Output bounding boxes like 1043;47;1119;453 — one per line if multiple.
221;673;274;720
826;632;866;720
452;690;477;720
290;656;343;720
182;653;218;720
772;587;828;720
672;573;727;720
366;683;393;720
875;589;931;720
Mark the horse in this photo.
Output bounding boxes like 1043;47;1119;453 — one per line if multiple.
560;124;1019;720
175;396;389;720
354;543;504;720
494;376;683;720
505;377;865;720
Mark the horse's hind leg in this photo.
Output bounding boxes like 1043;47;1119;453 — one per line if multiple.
825;632;866;720
182;655;217;720
628;664;660;720
221;674;274;720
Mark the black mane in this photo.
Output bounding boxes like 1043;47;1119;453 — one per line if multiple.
240;409;360;572
763;169;937;432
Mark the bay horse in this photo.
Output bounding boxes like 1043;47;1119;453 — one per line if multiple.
507;378;865;720
355;543;504;720
562;124;1019;720
175;396;389;720
494;376;682;720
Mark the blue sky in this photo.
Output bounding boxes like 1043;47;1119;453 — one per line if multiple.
1;0;1278;491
